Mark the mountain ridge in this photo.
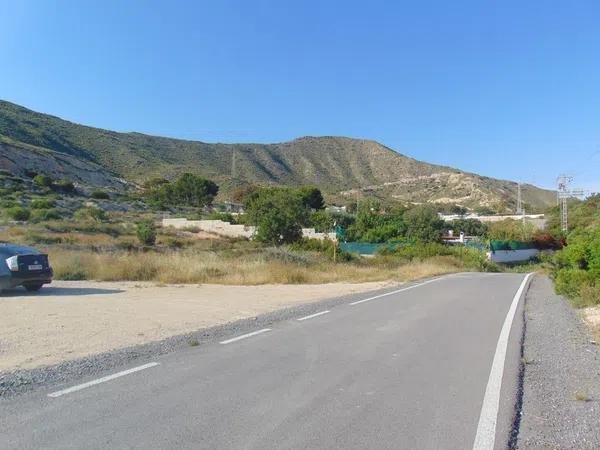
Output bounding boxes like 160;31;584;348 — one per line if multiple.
0;100;555;211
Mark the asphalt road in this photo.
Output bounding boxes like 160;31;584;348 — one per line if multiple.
1;273;530;450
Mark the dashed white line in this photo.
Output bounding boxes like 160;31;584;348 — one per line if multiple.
297;310;330;321
48;362;160;398
219;328;272;345
472;272;533;450
349;278;441;306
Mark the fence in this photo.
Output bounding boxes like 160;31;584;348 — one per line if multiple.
162;218;336;241
339;242;406;255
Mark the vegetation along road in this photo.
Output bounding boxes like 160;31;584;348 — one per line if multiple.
3;273;541;449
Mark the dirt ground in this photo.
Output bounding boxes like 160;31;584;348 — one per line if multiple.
583;306;600;342
0;280;390;372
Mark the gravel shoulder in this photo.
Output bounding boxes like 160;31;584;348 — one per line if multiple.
517;275;600;449
0;279;394;397
0;280;391;372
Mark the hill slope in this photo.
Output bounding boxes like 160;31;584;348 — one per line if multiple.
0;100;555;211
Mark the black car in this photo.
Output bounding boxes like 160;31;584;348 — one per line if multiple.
0;244;53;293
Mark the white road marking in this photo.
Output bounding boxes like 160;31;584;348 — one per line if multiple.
349;278;441;306
473;273;533;450
219;328;272;344
48;362;160;398
297;310;330;321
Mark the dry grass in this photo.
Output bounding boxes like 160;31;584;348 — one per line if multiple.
574;392;591;402
47;248;466;285
2;222;483;285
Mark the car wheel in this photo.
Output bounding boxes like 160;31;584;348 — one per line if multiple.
24;283;44;292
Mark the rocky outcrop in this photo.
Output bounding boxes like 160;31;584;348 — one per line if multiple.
0;142;131;190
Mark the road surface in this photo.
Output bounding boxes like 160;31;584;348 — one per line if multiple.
1;273;530;449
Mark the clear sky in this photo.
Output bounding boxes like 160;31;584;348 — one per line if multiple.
1;0;599;192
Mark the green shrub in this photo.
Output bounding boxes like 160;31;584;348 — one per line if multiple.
90;191;110;200
74;207;108;222
30;199;56;209
162;237;185;249
554;269;590;299
0;199;17;208
6;206;31;221
33;174;54;188
206;212;236;223
31;208;62;222
578;284;600;307
136;220;157;246
54;178;76;194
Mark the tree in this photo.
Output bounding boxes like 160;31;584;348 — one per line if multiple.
309;210;335;232
232;184;259;205
486;219;537;241
172;173;219;207
298;186;325;210
246;187;309;245
136;220;157;246
449;218;488;236
146;173;219;208
404;205;445;242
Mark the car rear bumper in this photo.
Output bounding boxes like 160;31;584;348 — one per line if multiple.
0;268;53;289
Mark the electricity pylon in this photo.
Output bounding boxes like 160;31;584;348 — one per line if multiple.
556;175;585;233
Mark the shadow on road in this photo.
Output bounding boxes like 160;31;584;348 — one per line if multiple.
1;286;124;297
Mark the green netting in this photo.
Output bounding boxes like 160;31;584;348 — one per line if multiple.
489;240;536;251
339;242;405;255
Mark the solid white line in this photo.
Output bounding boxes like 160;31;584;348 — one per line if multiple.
472;273;533;450
48;362;160;398
349;278;441;306
219;328;272;344
297;310;330;321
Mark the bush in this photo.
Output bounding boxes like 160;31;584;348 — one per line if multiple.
31;208;62;222
206;212;236;223
136;220;157;246
90;190;110;200
0;199;17;208
54;178;76;194
486;220;537;241
554;269;591;299
33;174;54;188
6;207;31;221
30;199;56;209
74;207;108;222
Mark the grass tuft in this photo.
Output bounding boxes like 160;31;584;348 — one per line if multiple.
574;392;591;402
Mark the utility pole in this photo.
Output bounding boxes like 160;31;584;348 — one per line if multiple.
556;175;584;233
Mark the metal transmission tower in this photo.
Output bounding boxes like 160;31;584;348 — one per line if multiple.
231;149;237;181
556;175;585;233
516;183;523;215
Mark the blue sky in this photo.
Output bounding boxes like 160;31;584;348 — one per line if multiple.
1;0;599;192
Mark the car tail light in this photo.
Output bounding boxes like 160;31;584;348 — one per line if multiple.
6;255;19;272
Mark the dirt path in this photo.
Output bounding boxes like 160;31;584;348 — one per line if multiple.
0;280;391;372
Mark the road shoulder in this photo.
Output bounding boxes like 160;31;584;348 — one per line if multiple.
517;275;600;449
0;280;403;398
